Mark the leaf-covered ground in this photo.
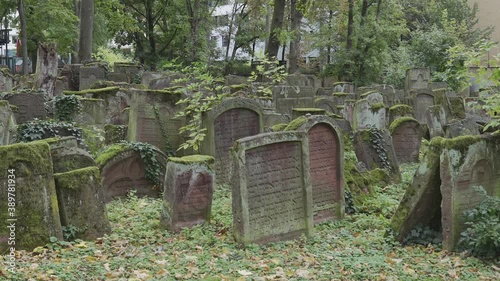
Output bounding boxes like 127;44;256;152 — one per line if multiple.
1;164;499;280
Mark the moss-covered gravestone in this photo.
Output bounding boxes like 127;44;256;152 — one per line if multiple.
79;65;106;90
0;142;63;251
54;167;111;240
390;117;422;163
425;105;447;138
291;108;325;120
440;134;500;251
287;115;345;224
51;147;96;173
388;104;414;125
97;143;168;201
201;98;264;184
444;118;480;138
352;99;386;130
160;155;215;232
0;100;17;145
231;132;313;244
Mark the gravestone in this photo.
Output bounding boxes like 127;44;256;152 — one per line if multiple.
353;99;386;130
413;90;435;124
201;98;264;184
73;98;106;126
60;64;82;91
0;100;17;145
78;87;130;125
127;89;184;154
389;139;443;243
79;66;107;90
98;144;168;201
390;117;422;163
0;68;13;93
406;68;430;91
440;134;500;251
51;147;96;173
161;155;215;231
231;132;313;244
0;142;63;251
465;98;491;125
291;108;325;119
388;104;414;125
444;118;480;138
54;167;111;240
314;97;338;115
293;116;345;223
353;128;400;181
273;85;315;116
425;106;447;138
5;92;47;123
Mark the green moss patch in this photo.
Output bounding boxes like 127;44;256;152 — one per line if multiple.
370;102;385;112
389;104;413;116
54;166;100;190
95;143;131;167
284;116;308;131
271;123;288;132
63;86;120;96
168;155;214;165
389;117;419;134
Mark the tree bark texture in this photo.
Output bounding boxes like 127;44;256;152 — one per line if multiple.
34;42;58;97
288;0;306;74
265;0;285;59
78;0;94;63
18;0;29;74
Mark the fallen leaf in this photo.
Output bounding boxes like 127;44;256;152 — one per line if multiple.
238;269;252;276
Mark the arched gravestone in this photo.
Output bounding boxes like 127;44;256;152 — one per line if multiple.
390;117;422;163
314;97;338;115
98;145;168;201
231;132;313;244
201;98;264;184
412;90;435;124
294;116;345;223
440;134;500;251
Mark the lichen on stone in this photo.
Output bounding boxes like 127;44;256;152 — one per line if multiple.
95;143;131;167
168;154;215;165
54;166;100;190
271;123;288;132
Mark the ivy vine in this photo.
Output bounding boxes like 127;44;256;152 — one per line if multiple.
366;126;391;171
18;119;85;147
127;141;163;186
54;94;82;122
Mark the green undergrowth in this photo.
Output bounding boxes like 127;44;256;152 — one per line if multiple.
1;168;499;280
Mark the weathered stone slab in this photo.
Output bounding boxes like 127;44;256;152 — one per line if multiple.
60;64;82;91
231;131;313;244
292;116;345;223
440;134;500;251
291;108;325;119
0;100;17;145
127;89;184;154
390;117;422;163
353;99;386;130
444;118;480;138
73;98;107;126
5;92;47;124
0;68;13;93
406;68;430;91
34;43;58;97
314;97;338;115
412;90;435;124
201;98;264;184
389;139;443;243
0;142;63;251
388;104;414;125
353;128;400;181
77;87;130;125
425;106;447;138
161;155;215;231
79;66;107;90
51;147;96;173
97;144;168;201
54;167;111;240
262;111;290;131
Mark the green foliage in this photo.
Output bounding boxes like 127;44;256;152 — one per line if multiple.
366;126;391;171
127;141;163;186
403;225;442;246
62;225;84;242
17;119;84;145
248;56;288;98
175;63;230;152
54;95;82;122
459;190;500;258
93;47;132;65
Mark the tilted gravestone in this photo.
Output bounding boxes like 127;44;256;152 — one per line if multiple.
0;100;17;145
440;133;500;251
128;89;184;154
0;142;63;251
0;68;13;93
201;98;264;184
161;155;215;232
231;132;313;244
97;144;168;201
353;128;401;181
290;115;345;223
390;117;422;163
54;167;111;240
51;146;96;173
444;118;480;138
425;105;447;138
4;92;47;124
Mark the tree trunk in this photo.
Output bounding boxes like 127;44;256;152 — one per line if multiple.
34;43;58;97
78;0;94;63
288;0;305;74
73;0;81;63
358;0;383;80
18;0;28;74
265;0;286;59
145;0;157;70
346;0;354;51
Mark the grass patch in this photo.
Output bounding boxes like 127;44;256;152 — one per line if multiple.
1;165;499;280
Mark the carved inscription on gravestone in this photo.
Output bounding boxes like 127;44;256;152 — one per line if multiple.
392;123;421;163
245;142;305;240
214;108;259;183
415;94;434;123
308;124;341;222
